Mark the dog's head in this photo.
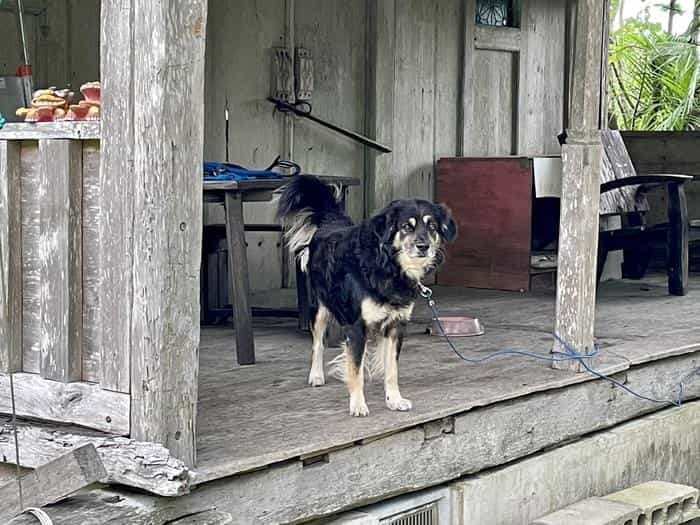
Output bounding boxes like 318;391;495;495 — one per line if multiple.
371;199;457;281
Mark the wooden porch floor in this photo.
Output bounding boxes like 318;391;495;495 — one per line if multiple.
194;275;700;484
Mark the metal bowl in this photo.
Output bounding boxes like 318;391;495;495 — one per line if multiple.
426;316;484;337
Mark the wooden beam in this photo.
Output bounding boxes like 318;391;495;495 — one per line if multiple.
38;140;83;382
0;416;193;496
0;141;22;373
0;121;100;141
553;0;607;371
0;372;129;434
0;444;106;523
98;0;135;393
128;0;208;467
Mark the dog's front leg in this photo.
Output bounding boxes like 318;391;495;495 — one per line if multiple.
344;321;369;417
383;322;412;411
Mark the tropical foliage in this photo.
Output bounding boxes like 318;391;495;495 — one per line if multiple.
607;6;700;130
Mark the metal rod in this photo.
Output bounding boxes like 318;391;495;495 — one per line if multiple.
268;97;392;154
16;0;30;66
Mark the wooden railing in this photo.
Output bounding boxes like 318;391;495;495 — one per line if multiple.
0;121;129;435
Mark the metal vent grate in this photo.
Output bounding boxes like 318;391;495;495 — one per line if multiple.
380;502;438;525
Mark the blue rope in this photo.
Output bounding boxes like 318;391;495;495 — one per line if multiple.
423;292;700;408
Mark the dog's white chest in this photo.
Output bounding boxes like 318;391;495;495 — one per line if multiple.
361;298;414;327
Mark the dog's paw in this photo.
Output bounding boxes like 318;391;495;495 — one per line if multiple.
349;397;370;417
386;396;413;411
307;371;325;387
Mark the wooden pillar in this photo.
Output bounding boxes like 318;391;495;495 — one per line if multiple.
552;0;607;371
101;0;207;467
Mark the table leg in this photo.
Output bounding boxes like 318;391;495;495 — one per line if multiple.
667;183;688;296
296;261;311;331
224;192;255;364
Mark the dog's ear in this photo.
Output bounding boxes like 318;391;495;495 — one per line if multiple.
370;202;400;266
433;203;457;241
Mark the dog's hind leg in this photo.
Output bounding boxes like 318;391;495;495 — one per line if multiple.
382;322;412;411
308;304;330;386
344;321;369;416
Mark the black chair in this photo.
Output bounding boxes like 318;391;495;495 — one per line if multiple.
596;131;691;296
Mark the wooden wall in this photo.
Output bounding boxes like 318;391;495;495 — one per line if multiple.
203;0;568;291
0;1;100;91
370;0;567;209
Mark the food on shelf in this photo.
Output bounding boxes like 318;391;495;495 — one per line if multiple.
15;81;100;122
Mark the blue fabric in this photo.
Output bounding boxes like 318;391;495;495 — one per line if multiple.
0;112;5;130
203;161;284;181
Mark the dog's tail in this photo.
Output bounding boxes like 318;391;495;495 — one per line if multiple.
276;175;343;272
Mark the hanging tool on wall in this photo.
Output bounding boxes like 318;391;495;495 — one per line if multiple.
268;97;392;154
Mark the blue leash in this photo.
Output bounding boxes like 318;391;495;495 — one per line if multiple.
418;284;700;408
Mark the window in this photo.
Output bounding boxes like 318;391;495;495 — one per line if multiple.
476;0;520;28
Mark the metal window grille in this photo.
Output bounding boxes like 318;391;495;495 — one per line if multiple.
379;502;439;525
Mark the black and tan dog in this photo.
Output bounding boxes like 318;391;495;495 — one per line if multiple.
277;175;457;416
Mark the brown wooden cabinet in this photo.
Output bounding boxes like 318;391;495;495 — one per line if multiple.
436;156;553;292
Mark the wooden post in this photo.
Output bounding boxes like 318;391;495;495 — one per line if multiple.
127;0;208;467
98;0;135;394
0;141;22;373
553;0;607;371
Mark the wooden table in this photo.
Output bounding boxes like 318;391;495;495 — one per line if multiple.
203;176;359;365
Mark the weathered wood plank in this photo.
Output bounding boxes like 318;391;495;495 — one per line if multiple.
20;144;41;374
293;0;367;220
81;141;102;384
474;25;521;52
367;0;396;210
6;490;226;525
518;0;567;156
192;353;700;524
0;372;129;434
460;0;476;155
0;141;22;373
0;121;100;141
129;0;207;467
621;131;700;176
0;416;193;497
392;0;437;199
39;139;83;383
0;444;105;524
99;0;134;393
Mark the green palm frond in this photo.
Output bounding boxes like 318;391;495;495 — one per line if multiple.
608;19;700;130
